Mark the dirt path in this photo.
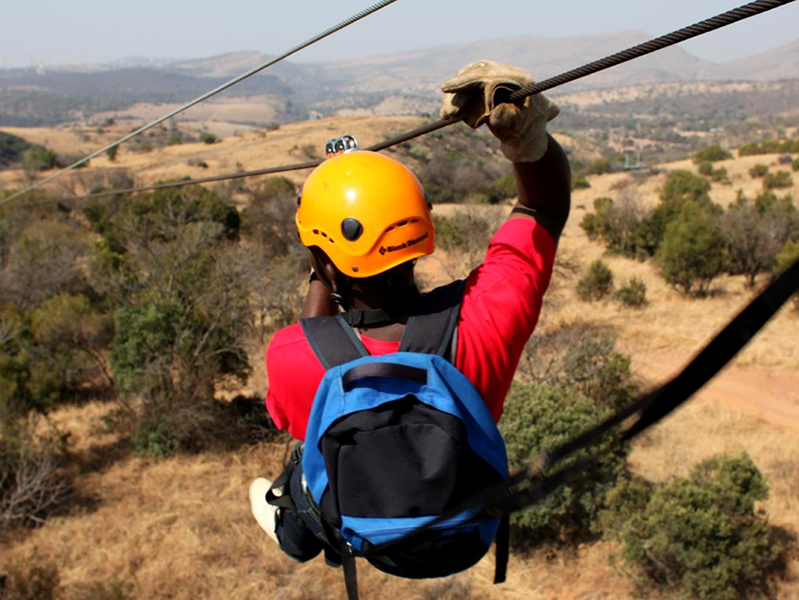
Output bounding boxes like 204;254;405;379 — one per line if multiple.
626;347;799;431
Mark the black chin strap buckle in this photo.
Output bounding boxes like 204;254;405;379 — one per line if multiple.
344;307;393;328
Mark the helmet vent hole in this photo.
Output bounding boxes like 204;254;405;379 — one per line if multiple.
341;218;363;242
397;220;408;227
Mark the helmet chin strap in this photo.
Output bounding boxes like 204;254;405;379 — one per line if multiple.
331;271;421;328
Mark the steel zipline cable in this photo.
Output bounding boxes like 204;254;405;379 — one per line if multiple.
29;0;796;206
0;0;400;208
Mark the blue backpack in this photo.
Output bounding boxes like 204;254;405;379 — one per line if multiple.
299;281;509;591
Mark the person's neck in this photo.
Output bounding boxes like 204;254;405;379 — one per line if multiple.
344;285;420;341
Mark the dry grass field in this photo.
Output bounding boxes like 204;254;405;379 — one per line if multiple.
2;116;798;599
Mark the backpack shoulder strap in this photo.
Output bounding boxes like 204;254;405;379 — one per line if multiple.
399;279;464;361
301;315;368;370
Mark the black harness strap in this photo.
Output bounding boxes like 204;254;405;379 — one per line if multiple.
494;515;510;584
399;280;464;360
301;315;368;369
341;552;359;600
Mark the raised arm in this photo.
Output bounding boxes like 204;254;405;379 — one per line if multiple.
511;134;571;243
440;60;569;242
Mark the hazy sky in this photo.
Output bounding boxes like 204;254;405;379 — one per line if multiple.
3;0;798;69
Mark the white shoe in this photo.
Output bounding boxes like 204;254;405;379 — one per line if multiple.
250;477;280;544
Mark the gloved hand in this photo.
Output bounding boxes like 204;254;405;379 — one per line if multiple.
440;60;560;163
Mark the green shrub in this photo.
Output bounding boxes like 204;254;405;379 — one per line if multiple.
693;144;731;163
0;307;36;418
432;212;493;253
793;157;799;172
499;383;628;545
131;412;179;457
489;172;516;203
721;191;798;287
739;138;799;156
406;145;429;161
657;203;726;296
763;170;794;190
660;170;712;205
711;166;729;183
576;260;614;301
571;175;591;190
605;453;785;600
614;277;647;307
579;196;652;259
585;157;613;175
520;322;638;412
106;145;118;162
187;158;208;169
645;170;720;254
199;131;218;145
697;161;713;176
0;131;34;167
749;163;769;178
21;148;59;172
579;213;601;241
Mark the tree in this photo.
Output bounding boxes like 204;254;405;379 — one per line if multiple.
657;203;726;296
580;193;652;259
571;175;591;190
585;157;613;175
499;383;628;545
0;132;34;168
519;321;638;412
577;260;614;301
763;170;793;190
614;277;647;307
660;170;712;205
106;144;118;162
90;188;251;453
241;176;302;256
692;144;732;163
0;220;91;307
21;148;59;173
697;161;713;176
645;170;720;253
720;192;798;287
604;453;785;600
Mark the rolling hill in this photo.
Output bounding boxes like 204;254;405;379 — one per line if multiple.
2;31;798;128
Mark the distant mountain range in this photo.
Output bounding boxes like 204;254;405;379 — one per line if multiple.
168;31;799;89
1;31;797;127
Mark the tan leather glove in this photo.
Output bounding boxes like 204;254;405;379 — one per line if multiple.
440;60;560;163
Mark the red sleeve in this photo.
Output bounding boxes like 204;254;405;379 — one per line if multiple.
455;218;556;422
265;324;327;441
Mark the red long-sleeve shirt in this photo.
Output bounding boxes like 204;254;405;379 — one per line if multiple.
265;218;556;440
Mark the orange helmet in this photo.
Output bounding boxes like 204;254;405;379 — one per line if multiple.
296;151;434;278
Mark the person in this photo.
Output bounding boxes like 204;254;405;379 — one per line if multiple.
250;60;570;565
